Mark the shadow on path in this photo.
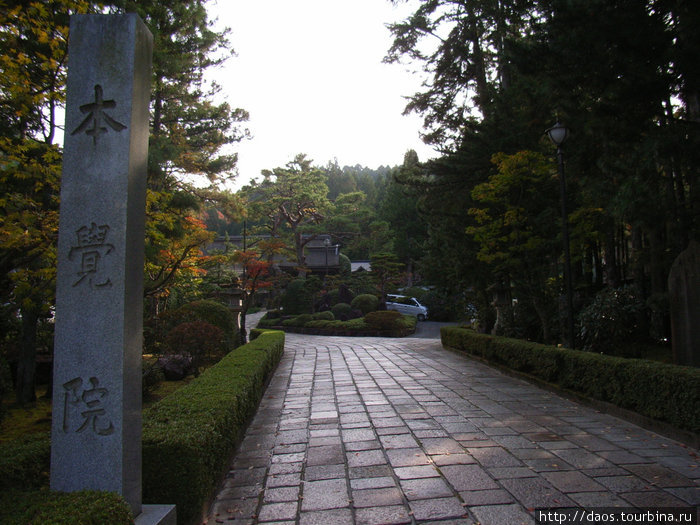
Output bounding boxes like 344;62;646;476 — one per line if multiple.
409;320;458;339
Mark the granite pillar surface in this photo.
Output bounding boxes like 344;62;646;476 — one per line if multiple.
50;14;152;517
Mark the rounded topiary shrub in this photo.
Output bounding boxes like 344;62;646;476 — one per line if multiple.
364;310;402;331
351;294;379;315
282;314;314;327
157;353;194;381
170;299;238;350
164;320;225;376
312;311;334;321
331;302;353;321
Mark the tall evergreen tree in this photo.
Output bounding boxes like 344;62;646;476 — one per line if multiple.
1;0;95;403
243;154;331;276
108;0;249;301
386;0;699;344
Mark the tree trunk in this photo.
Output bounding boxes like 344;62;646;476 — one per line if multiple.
532;297;551;343
294;231;307;277
604;228;621;287
406;260;414;288
15;307;38;405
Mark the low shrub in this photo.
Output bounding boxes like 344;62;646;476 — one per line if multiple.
304;318;370;331
441;327;700;434
364;310;402;330
156;353;194;381
331;302;353;320
257;317;279;328
0;489;133;525
397;315;418;332
263;310;282;320
0;432;51;492
351;294;379;315
249;327;275;340
279;314;415;336
169;300;239;351
342;318;371;331
305;319;343;330
312;311;334;321
164;320;225;374
0;331;285;525
142;330;285;524
281;314;313;327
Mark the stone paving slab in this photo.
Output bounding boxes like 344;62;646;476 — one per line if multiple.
205;334;699;524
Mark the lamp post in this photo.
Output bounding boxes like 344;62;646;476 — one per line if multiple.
324;237;330;282
546;121;575;349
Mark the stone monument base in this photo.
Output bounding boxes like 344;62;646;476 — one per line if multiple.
134;504;176;525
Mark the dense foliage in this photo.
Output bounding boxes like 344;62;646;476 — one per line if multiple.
1;0;248;401
3;0;697;407
386;0;699;349
0;331;285;525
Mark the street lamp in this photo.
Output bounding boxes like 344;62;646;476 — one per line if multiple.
324;237;330;282
546;121;575;349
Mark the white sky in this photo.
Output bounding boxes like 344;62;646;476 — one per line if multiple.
206;0;436;189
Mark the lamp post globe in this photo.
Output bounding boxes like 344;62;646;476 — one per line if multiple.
546;121;569;146
546;120;575;349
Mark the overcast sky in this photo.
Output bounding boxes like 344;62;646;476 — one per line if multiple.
206;0;436;188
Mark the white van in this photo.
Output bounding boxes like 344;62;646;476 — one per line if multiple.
386;294;428;321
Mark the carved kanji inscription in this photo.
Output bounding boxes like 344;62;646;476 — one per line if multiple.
71;85;127;144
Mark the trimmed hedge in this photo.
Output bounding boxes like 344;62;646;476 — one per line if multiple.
330;302;353;320
364;310;402;330
441;327;700;434
265;313;417;337
350;294;379;314
0;432;51;492
281;313;313;327
0;330;285;525
305;317;370;332
0;489;133;525
142;330;284;524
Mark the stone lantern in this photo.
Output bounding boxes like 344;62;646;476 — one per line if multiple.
212;278;245;333
488;281;511;335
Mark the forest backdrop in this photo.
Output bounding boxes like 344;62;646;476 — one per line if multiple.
2;0;698;403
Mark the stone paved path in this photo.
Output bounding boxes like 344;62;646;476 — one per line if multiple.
206;333;699;524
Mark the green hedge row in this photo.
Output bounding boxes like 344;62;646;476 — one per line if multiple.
0;330;285;525
441;327;700;434
0;489;133;525
142;329;284;524
261;312;417;337
0;431;51;492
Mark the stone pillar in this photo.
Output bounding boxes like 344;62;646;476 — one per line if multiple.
668;240;700;367
50;14;153;517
